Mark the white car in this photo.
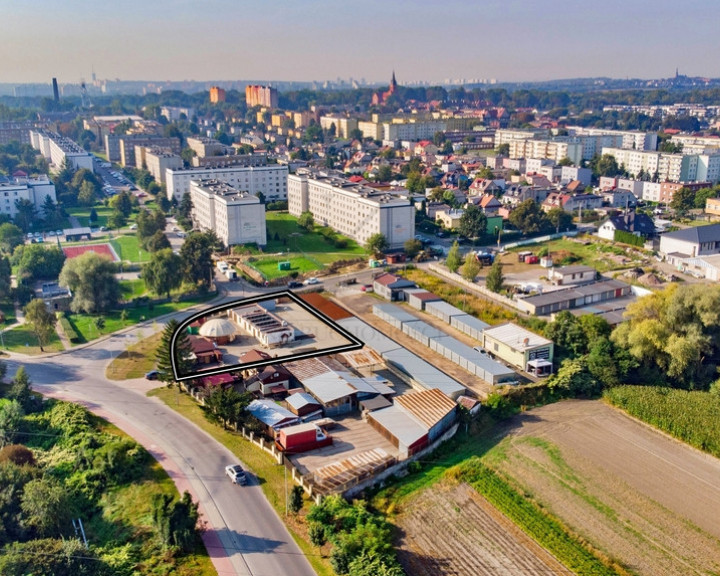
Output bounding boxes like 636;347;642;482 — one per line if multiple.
176;231;186;238
303;277;320;285
129;224;137;230
225;464;247;485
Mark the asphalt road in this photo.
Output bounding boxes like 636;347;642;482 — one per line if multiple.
5;284;317;576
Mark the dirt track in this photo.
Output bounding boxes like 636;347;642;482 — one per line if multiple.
494;400;720;575
394;400;720;576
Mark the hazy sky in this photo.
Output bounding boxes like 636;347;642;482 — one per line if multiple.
1;0;718;84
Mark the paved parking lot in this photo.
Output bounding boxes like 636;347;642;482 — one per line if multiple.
289;413;397;475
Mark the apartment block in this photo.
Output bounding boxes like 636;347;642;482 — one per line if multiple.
192;153;268;168
142;148;183;184
288;169;414;249
602;147;720;184
118;135;181;168
166;164;288;203
190;179;266;247
0;176;56;219
0;121;36;145
29;130;94;172
209;86;226;103
319;116;358;139
245;85;279;109
383;119;447;142
187;136;224;158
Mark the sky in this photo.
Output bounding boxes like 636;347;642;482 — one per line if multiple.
1;0;719;85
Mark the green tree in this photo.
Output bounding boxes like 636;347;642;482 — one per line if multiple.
403;238;422;259
694;187;717;210
547;357;600;396
204;387;253;428
458;204;487;239
41;195;60;228
558;156;574;167
180;230;223;288
298;211;315;232
0;400;23;447
59;252;120;314
460;251;481;281
143;249;183;297
365;233;388;256
0;538;113;576
145;230;172;252
495;143;510;156
0;223;24;254
546;207;574;233
592;154;620;178
544;310;589;360
23;299;57;352
446;240;462;272
508;199;551;235
289;485;304;515
13;199;35;232
109;190;133;218
0;256;9;302
427;186;445;202
156;319;193;384
669;186;695;217
88;207;98;224
485;258;504;293
20;477;75;537
77;180;96;206
176;193;194;230
151;491;199;552
107;209;127;230
376;164;393;182
16;244;65;283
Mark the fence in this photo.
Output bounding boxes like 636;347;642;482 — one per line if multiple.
428;263;521;311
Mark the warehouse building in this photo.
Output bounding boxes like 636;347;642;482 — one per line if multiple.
516;279;632;316
482;323;554;375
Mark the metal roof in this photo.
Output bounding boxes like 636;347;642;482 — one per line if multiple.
425;300;466;318
247;399;299;428
432;336;515;377
395;388;456;430
382;348;465;398
301;371;358;404
450;313;490;333
286;392;321;410
550;265;596;275
661;222;720;244
482;322;553;349
520;279;629;308
368;405;427;446
402;320;447;341
337;317;402;354
373;303;418;324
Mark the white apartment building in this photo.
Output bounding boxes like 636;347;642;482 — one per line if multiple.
566;127;657;152
0;176;57;219
358;121;383;141
166;164;288;203
509;139;583;165
29;130;94;172
190;179;266;247
494;129;539;148
186;137;224;158
143;149;183;184
288;169;414;249
383;120;447;142
601;147;720;183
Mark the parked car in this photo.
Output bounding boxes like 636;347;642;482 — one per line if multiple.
360;284;373;292
303;277;320;285
129;224;137;230
176;231;186;238
55;230;63;236
225;464;247;485
287;281;303;288
145;370;159;380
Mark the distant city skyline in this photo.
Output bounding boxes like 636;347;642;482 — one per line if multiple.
2;0;719;85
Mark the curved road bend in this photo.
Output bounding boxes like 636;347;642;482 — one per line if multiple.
6;324;317;576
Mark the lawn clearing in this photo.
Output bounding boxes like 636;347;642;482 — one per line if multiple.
0;300;16;324
106;331;162;380
67;294;213;343
250;255;322;280
148;386;335;576
2;324;64;354
110;234;152;263
264;212;366;255
67;205;116;228
120;278;147;299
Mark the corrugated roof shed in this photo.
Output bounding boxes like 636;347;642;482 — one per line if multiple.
286;392;321;411
482;322;553;349
368;405;427;446
425;300;466;320
382;348;465;399
247;399;299;427
395;388;456;430
373;303;418;324
337;317;402;354
301;372;358;404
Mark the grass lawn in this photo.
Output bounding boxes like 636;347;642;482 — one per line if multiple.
68;294;214;343
120;278;147;299
148;387;335;576
0;301;16;324
509;236;642;273
106;331;162;380
2;324;64;354
264;212;366;255
68;205;115;228
251;255;323;280
111;234;151;263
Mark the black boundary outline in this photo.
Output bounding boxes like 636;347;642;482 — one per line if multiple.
170;290;364;381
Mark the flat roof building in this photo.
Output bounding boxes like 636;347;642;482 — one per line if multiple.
29;130;93;172
288;168;414;249
482;323;554;374
190;179;267;247
0;176;56;219
167;164;288;203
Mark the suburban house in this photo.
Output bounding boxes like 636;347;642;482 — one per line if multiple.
706;197;720;217
601;189;638;209
597;211;655;241
435;208;464;229
467;193;502;216
244;365;293;396
548;265;597;286
501;184;551;207
285;357;360;417
373;272;416;301
481;323;554;375
659;223;720;266
542;192;603;213
188;336;223;366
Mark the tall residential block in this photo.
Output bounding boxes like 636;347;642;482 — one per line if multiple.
245;85;279;109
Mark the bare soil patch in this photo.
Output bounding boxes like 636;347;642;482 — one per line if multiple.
491;400;720;575
395;481;569;576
